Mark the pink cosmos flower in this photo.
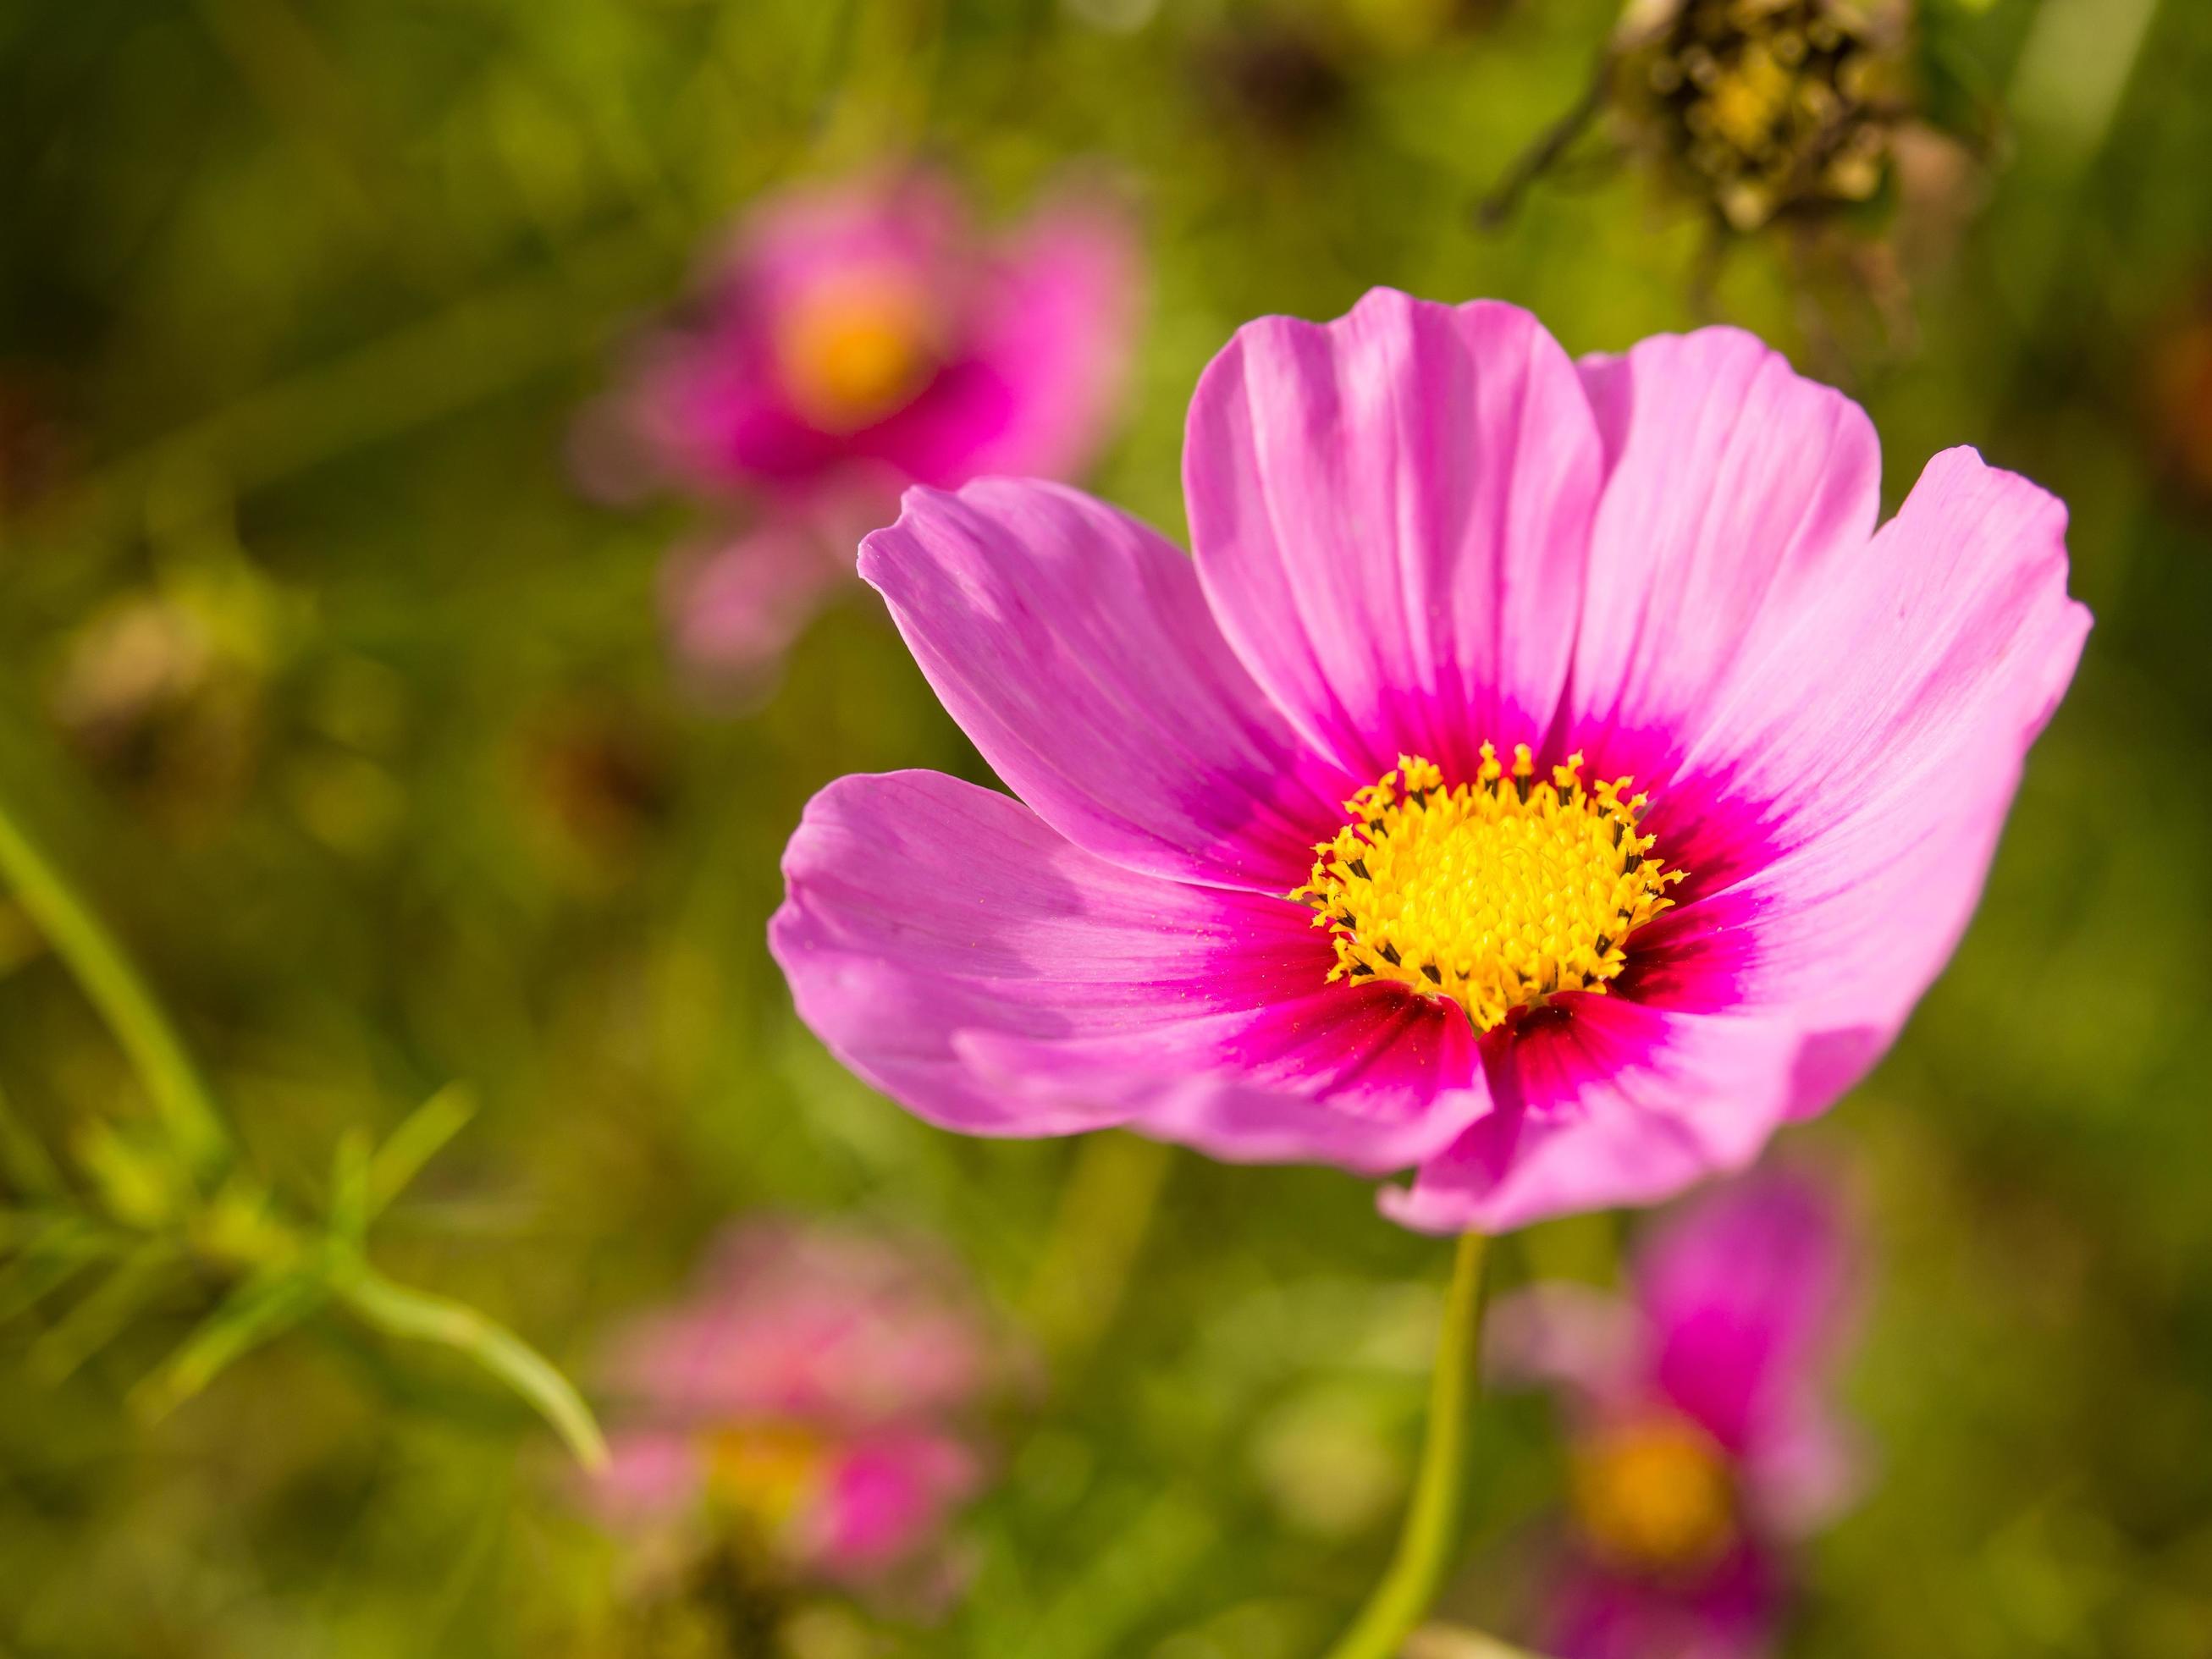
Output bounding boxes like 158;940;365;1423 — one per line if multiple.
1488;1170;1862;1658
587;1221;998;1593
579;168;1139;682
771;289;2088;1232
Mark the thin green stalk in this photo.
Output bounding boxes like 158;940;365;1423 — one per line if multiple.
0;796;231;1181
334;1262;607;1470
1024;1131;1174;1367
1322;1232;1491;1659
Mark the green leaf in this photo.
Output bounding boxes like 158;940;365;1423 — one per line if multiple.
73;1119;192;1231
332;1262;605;1469
0;1077;63;1199
366;1083;477;1221
131;1265;330;1422
30;1239;178;1384
330;1127;372;1248
0;1215;129;1324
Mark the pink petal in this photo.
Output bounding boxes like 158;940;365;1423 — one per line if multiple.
1542;1539;1784;1659
957;977;1490;1174
606;1221;995;1430
802;1430;982;1579
1635;1172;1854;1462
1740;1408;1867;1539
1185;289;1604;780
860;477;1354;890
588;1432;705;1527
1484;1282;1647;1410
1380;1002;1805;1233
1659;447;2091;1092
1566;328;1881;764
935;195;1140;482
770;770;1484;1170
663;515;858;684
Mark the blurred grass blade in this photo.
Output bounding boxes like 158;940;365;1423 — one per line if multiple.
30;1240;177;1384
133;1265;329;1423
366;1083;477;1221
1008;1489;1217;1659
0;792;233;1182
330;1127;372;1248
0;1077;63;1199
0;1215;130;1324
334;1264;605;1469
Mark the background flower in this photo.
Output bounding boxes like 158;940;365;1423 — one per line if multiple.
1490;1168;1863;1658
587;1219;1003;1601
577;168;1140;687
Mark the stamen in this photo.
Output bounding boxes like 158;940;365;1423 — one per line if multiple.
1288;745;1685;1031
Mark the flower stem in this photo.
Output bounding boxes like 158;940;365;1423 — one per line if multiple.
334;1261;608;1469
0;792;232;1182
1322;1231;1491;1659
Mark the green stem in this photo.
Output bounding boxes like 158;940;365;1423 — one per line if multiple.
334;1261;608;1470
1025;1132;1174;1367
1322;1232;1491;1659
0;794;231;1181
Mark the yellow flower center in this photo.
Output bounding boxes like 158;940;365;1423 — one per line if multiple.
1291;744;1683;1031
1569;1414;1738;1577
774;271;938;433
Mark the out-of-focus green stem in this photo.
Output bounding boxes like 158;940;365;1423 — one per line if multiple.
1025;1131;1173;1367
0;794;231;1182
334;1262;607;1469
1321;1232;1491;1659
0;794;602;1466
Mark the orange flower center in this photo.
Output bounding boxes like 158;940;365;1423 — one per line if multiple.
774;271;938;433
1570;1414;1738;1577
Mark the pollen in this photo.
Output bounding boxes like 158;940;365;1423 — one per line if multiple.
1289;744;1683;1032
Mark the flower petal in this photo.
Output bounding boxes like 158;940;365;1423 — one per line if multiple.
952;196;1141;482
1540;1540;1784;1659
1566;328;1882;760
1635;1171;1854;1461
860;478;1354;890
1380;1002;1805;1233
589;1432;705;1527
663;517;856;684
1660;448;2091;1082
806;1430;983;1578
771;769;1480;1166
957;978;1490;1174
1185;289;1604;780
1483;1282;1647;1408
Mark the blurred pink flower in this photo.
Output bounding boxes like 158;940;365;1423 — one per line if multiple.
770;289;2088;1231
587;1220;1001;1596
579;168;1139;684
1489;1170;1863;1659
